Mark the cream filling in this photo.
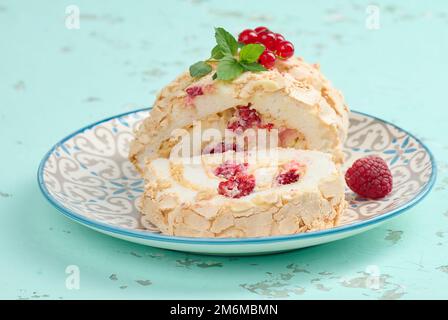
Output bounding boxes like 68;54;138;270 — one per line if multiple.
146;148;339;204
144;81;343;164
158;106;307;157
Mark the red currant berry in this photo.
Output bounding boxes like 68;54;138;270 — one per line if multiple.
257;31;277;51
274;33;285;44
275;40;294;59
238;29;258;44
254;26;269;33
258;50;276;69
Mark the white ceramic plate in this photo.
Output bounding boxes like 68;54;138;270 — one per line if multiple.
38;109;436;255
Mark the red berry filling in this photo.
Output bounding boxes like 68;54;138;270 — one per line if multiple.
203;142;239;155
227;104;275;134
227;104;262;132
258;123;274;131
276;161;302;185
214;160;255;198
345;156;393;199
277;170;300;185
218;173;255;198
214;161;248;179
186;86;204;97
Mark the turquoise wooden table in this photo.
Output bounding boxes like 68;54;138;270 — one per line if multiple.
1;0;447;299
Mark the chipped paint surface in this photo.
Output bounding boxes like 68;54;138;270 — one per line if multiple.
176;258;223;269
437;266;448;273
0;191;12;198
0;0;448;299
340;272;406;300
135;280;152;286
384;230;404;244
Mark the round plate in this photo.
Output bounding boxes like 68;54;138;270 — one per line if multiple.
38;109;436;255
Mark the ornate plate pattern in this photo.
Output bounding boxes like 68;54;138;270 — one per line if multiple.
38;109;436;254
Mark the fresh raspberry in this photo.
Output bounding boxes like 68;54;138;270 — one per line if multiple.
218;173;255;198
214;161;248;179
203;142;239;155
227;104;261;132
276;161;302;185
186;86;203;97
345;156;393;199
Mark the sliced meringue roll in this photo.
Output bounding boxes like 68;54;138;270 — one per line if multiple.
129;57;350;173
140;148;347;238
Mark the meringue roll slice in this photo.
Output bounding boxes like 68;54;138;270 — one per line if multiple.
140;148;347;238
129;57;349;174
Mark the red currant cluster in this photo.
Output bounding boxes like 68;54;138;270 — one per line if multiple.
238;26;295;69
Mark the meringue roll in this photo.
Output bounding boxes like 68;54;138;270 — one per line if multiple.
130;56;350;238
129;57;350;174
140;148;346;238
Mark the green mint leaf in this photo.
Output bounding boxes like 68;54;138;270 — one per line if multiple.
239;44;265;63
216;57;243;81
189;61;212;78
240;62;267;72
212;73;217;80
210;45;224;60
215;27;238;56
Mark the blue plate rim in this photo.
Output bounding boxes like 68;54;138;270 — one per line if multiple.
37;108;437;245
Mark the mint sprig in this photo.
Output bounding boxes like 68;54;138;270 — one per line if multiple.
239;62;267;72
239;44;265;64
190;61;213;78
214;27;238;56
217;57;244;81
211;45;224;60
189;27;267;81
